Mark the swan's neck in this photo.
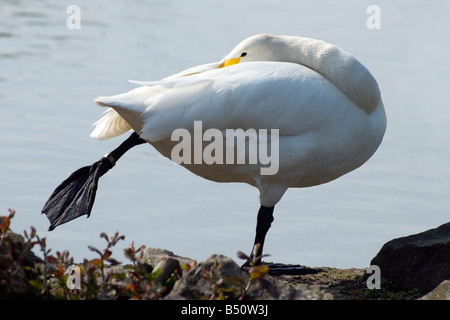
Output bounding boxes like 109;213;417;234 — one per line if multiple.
279;36;381;114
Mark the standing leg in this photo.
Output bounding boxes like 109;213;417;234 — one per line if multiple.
243;205;274;266
243;205;322;276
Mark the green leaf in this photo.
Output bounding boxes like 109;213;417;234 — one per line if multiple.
112;272;127;280
29;280;44;291
249;264;269;280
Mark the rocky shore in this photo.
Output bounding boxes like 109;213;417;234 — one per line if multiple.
136;221;450;300
1;213;450;300
138;239;450;300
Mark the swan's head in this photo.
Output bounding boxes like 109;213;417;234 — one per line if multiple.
219;34;382;114
174;33;380;114
219;34;291;67
171;34;292;78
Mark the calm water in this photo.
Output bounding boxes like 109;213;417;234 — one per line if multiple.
1;0;449;268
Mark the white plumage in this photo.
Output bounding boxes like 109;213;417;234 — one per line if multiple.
82;34;387;265
91;34;386;208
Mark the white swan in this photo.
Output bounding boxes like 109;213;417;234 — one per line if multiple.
44;34;386;267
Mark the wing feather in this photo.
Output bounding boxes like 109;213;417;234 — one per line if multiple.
92;61;353;142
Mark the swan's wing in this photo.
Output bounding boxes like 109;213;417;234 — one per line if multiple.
127;60;225;86
161;60;225;80
93;61;352;142
91;61;225;140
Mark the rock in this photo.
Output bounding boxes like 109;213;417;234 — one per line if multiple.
152;257;181;292
165;254;333;300
140;248;194;267
370;222;450;294
420;280;450;300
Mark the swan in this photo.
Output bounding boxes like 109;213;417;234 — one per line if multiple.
42;34;386;268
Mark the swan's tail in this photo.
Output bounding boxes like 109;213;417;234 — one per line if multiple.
90;108;132;140
91;87;153;140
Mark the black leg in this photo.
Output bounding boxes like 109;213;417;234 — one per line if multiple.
107;132;146;164
42;132;146;230
242;205;274;266
242;205;320;276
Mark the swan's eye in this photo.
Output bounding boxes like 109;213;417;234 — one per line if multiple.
240;52;247;57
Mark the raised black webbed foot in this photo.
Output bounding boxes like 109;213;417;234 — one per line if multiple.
42;132;146;230
42;155;114;230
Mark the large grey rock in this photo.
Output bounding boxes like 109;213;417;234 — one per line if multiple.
421;280;450;300
370;222;450;294
166;254;333;300
140;248;194;267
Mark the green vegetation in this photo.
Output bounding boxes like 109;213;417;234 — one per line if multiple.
0;209;269;300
